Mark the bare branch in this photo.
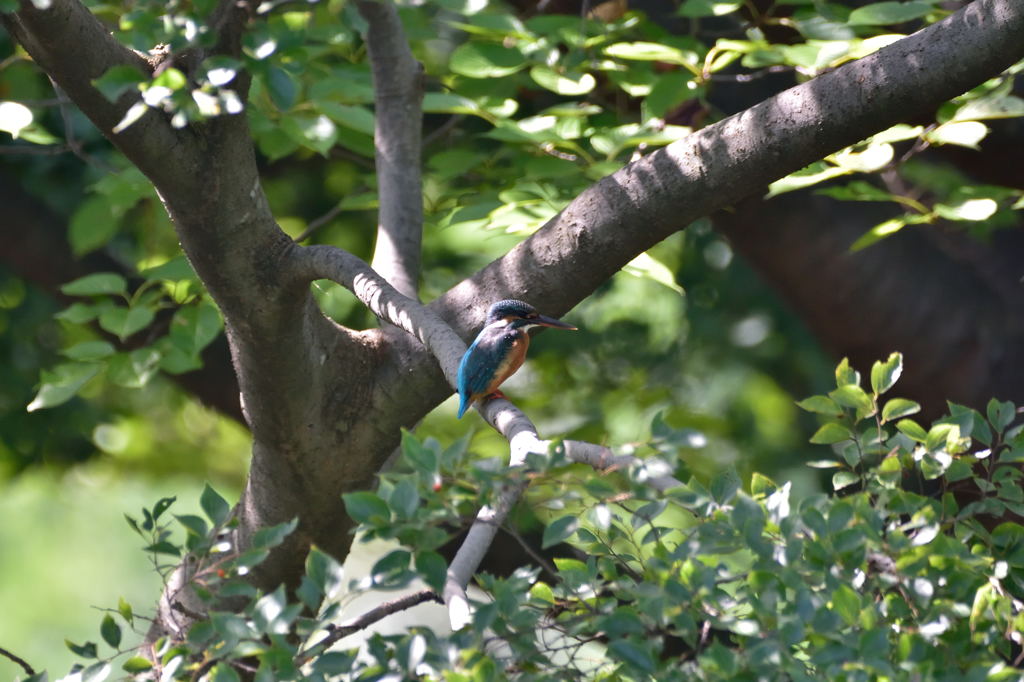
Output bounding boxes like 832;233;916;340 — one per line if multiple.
562;441;684;493
357;0;425;299
298;588;440;662
0;644;35;676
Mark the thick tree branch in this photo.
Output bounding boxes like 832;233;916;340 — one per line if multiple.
431;0;1024;326
357;0;425;299
3;0;199;188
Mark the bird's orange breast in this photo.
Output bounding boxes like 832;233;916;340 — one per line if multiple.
481;334;530;396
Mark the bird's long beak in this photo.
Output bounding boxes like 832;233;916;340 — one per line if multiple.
534;314;577;330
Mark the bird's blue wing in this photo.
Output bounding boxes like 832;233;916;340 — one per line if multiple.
457;329;511;417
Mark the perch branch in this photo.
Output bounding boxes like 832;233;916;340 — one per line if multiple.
357;0;425;299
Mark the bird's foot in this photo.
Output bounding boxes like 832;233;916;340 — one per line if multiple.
485;390;507;400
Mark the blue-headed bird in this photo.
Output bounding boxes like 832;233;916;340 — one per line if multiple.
456;299;576;418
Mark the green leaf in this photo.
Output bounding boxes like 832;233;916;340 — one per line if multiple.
870;352;903;394
62;341;116;361
449;42;525;78
934;198;998;221
831;584;861;625
141;256;197;282
210;663;242;682
316;102;374;135
200;483;231;526
306;546;345;597
750;472;777;497
794;393;843;413
835;357;860;387
953;95;1024;122
251;517;297;549
415;551;447;592
122;656;153;673
810;422;852;445
623;252;684;294
266;65;298;110
529;66;596;95
387;477;419;519
343;491;390;525
69;196;119;256
832;470;859;491
926;121;988;148
796;395;841;415
61;273;127;297
56;302;102;324
542;515;579;549
107;348;161;388
604;42;697;67
829;384;875;416
371;548;412;585
313;651;357;675
847;1;933;25
170;303;223;354
0;100;33;137
81;661;112;682
151;67;186;91
401;430;438;474
176;513;209;539
281;113;338;155
924;423;958;453
896;418;928;442
882;398;921;422
767;162;850;197
850;217;908;251
143;540;180;556
608;639;657;674
118;596;134;625
711;468;741;504
678;0;742;17
66;639;98;658
98;306;155;340
100;613;122;648
27;362;102;411
987;398;1015;433
93;65;146;102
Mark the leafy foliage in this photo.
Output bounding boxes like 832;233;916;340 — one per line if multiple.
38;355;1024;680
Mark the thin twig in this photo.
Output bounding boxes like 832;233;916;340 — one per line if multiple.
708;64;793;82
298;588;440;662
294;201;346;243
501;524;560;582
0;645;35;676
423;114;465;148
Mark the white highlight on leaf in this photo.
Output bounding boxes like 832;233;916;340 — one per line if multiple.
0;101;33;138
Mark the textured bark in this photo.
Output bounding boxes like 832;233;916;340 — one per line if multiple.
5;0;1024;643
358;0;425;299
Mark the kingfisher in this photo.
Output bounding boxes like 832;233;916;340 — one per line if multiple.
456;299;576;418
